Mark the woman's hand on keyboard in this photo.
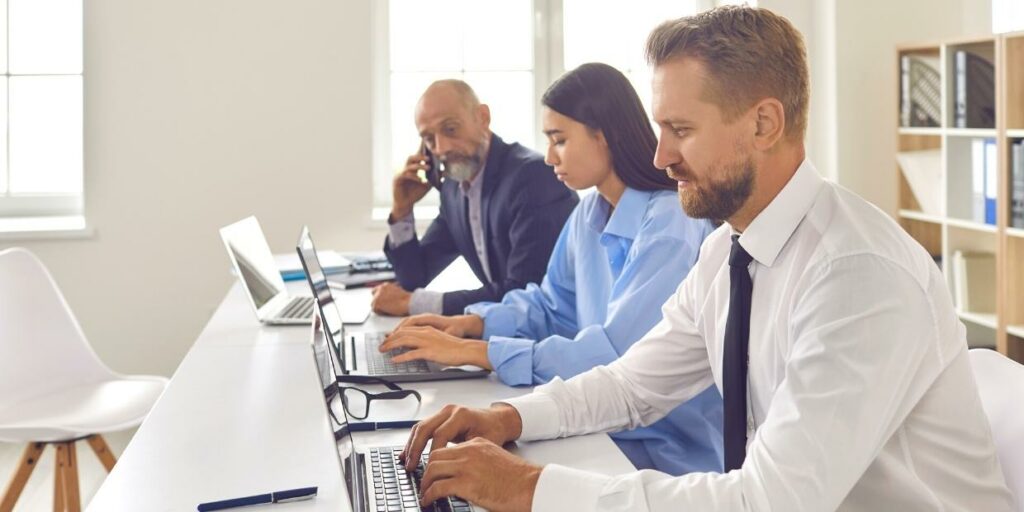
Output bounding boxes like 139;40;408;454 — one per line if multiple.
394;313;484;338
380;326;491;369
418;437;541;512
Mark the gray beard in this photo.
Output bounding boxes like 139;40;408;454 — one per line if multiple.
444;159;477;183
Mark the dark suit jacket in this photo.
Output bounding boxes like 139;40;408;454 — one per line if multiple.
384;134;578;315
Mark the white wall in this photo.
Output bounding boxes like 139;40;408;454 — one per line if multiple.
0;0;384;377
764;0;989;215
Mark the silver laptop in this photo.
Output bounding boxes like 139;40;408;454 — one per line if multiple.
299;225;488;383
310;313;478;512
220;216;368;325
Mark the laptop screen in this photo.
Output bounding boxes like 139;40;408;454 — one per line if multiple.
311;309;360;506
219;216;287;310
296;226;346;343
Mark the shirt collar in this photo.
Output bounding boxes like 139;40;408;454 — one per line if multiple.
734;159;823;267
459;162;487;196
587;187;652;241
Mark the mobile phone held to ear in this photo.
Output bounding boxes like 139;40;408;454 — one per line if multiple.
421;145;445;190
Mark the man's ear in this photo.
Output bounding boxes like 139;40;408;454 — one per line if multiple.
751;98;786;151
477;104;492;131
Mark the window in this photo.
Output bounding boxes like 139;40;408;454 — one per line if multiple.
373;0;707;214
0;0;83;225
563;0;698;116
993;0;1024;33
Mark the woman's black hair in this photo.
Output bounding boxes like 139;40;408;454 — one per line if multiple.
541;62;675;191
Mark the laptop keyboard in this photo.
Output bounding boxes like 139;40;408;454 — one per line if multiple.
364;332;431;375
370;447;472;512
280;296;315;319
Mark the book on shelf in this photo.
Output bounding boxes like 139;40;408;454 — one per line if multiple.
954;50;995;129
969;138;997;225
900;55;941;127
972;139;986;223
896;149;942;216
951;250;996;314
1013;140;1024;228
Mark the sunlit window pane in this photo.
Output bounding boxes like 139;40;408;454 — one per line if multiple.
389;0;463;72
464;71;535;151
564;0;697;71
9;0;82;74
9;76;82;195
0;1;8;74
462;1;533;71
993;0;1024;33
0;79;6;194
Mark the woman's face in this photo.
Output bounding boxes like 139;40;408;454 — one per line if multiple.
541;107;614;191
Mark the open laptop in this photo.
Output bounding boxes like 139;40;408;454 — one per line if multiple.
298;225;488;383
220;216;368;325
310;313;478;512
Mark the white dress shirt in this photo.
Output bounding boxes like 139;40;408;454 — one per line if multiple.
503;160;1015;511
388;165;490;314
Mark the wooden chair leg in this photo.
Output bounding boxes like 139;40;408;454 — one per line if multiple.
61;442;80;512
0;442;46;512
86;435;116;472
53;447;65;512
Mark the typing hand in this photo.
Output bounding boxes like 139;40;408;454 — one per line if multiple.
400;404;523;473
419;437;541;512
395;314;484;338
371;282;412;316
380;326;491;369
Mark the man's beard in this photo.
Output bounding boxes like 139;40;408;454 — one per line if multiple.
675;157;756;222
441;144;486;183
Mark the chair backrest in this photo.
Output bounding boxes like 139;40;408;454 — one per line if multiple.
0;248;115;405
969;348;1024;508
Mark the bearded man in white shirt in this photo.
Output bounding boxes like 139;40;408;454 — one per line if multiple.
397;6;1016;511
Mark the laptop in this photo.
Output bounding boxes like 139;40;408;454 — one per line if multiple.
310;313;478;512
298;225;488;383
220;216;368;325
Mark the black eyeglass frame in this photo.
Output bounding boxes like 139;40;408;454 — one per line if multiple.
331;375;422;420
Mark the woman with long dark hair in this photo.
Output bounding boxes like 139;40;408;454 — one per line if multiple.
382;63;723;475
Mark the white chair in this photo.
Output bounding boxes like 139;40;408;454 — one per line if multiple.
969;348;1024;510
0;248;168;512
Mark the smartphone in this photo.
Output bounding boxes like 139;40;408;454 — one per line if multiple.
421;144;445;190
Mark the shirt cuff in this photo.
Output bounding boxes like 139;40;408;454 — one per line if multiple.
486;336;536;386
408;289;443;315
387;212;416;248
465;302;518;339
499;390;562;441
532;464;610;512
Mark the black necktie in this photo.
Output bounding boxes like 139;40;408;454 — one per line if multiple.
723;234;753;471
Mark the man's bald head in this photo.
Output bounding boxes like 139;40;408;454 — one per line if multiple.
417;79;481;116
413;79;492;178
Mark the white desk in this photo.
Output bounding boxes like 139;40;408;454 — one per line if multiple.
87;282;635;511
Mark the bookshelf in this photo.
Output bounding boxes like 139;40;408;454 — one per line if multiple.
896;35;1024;362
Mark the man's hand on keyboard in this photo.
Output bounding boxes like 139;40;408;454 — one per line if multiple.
394;313;484;338
380;326;491;369
400;403;523;473
418;437;540;512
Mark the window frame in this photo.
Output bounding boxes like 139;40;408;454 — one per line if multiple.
370;0;717;219
0;0;86;231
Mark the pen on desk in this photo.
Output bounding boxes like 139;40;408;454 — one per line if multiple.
348;420;418;432
197;486;317;511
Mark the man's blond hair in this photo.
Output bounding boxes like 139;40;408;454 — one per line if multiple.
646;6;810;140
